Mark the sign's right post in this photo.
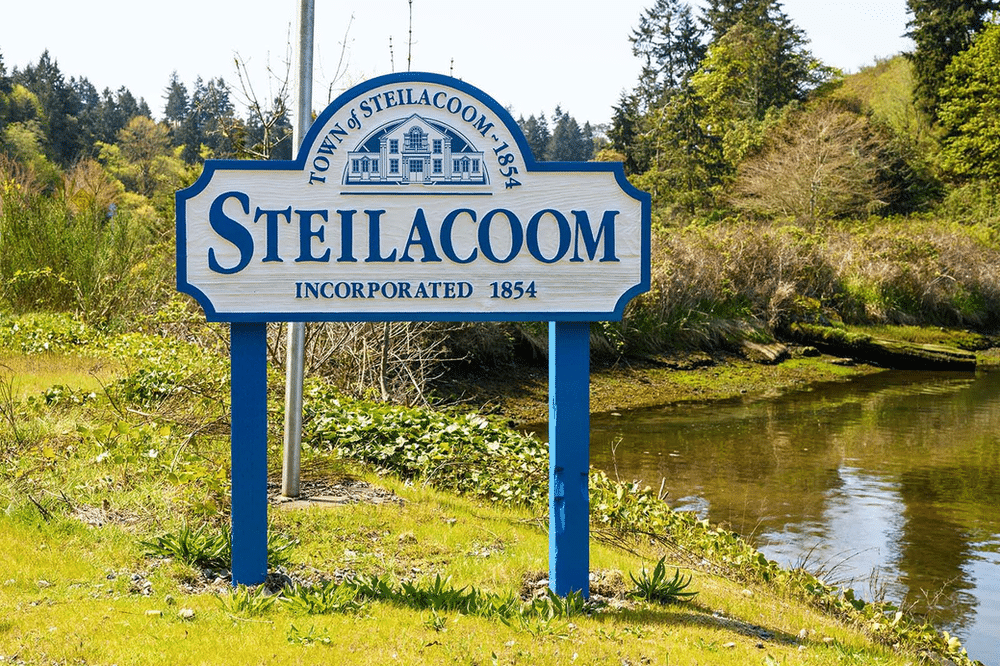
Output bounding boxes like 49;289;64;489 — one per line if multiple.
548;320;592;597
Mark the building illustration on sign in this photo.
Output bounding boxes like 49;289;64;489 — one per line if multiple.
345;114;487;185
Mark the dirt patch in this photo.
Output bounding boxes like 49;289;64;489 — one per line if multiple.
269;477;404;509
519;568;636;610
71;503;141;528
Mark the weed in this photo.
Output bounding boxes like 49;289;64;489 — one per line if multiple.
402;573;479;612
286;623;333;646
267;532;299;567
423;609;448;632
304;382;548;506
349;573;398;602
218;584;277;617
532;588;587;619
500;611;570;641
280;581;364;615
629;558;698;604
476;590;522;620
0;366;24;447
142;523;298;570
141;522;229;569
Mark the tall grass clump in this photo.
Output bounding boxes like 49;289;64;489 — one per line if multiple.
0;176;171;328
614;218;1000;355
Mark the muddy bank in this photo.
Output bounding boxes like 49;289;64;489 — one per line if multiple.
439;348;887;425
440;322;1000;424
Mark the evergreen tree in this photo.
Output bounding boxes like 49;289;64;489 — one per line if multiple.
184;76;236;161
547;107;590;162
582;121;596;160
0;50;10;125
95;86;149;145
519;113;551;160
703;0;763;38
268;103;293;160
609;91;646;173
700;0;828;110
905;0;999;120
0;50;9;94
640;86;726;211
243;95;292;160
71;77;102;152
630;0;706;107
13;51;83;165
163;71;189;130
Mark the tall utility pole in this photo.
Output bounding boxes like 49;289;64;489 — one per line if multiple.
282;0;314;498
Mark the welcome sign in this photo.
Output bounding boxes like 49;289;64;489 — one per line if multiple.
177;72;651;595
177;72;650;322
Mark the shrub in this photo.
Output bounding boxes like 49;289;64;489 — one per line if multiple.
0;185;171;327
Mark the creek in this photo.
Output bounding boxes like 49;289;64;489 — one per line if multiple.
587;369;1000;666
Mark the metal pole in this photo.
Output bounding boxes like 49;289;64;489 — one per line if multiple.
281;0;314;498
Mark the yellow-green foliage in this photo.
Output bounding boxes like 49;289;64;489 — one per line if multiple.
830;57;930;141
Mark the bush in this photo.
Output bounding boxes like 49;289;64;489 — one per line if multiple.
0;185;171;327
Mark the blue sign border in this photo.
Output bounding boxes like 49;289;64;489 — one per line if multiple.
176;72;651;323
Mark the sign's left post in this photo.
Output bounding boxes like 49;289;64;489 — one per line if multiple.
230;322;269;586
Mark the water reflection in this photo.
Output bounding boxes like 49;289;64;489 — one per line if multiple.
588;370;1000;666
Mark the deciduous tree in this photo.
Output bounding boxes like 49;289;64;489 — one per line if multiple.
729;103;896;220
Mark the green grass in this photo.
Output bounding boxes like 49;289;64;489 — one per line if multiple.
844;324;993;349
831;56;925;139
1;481;914;666
0;313;982;665
0;351;116;399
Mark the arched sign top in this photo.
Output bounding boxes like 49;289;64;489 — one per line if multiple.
302;72;534;183
177;72;650;322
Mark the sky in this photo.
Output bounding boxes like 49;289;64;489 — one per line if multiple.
1;0;914;128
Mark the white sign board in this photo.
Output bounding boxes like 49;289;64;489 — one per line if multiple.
176;73;650;322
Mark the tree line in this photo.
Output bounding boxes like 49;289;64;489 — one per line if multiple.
3;4;1000;342
0;49;599;180
606;0;1000;220
0;50;296;172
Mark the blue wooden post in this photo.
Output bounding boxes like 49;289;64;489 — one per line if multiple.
230;322;269;586
548;320;590;598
